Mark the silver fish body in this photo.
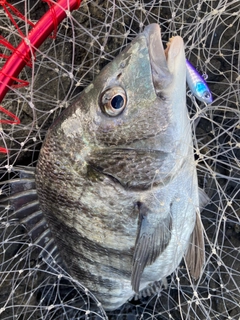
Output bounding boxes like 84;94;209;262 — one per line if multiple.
4;24;204;311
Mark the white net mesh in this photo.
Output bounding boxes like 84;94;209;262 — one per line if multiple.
0;0;239;319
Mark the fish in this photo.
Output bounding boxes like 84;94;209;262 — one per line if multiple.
186;59;213;104
0;24;205;311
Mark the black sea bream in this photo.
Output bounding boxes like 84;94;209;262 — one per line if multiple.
2;24;205;311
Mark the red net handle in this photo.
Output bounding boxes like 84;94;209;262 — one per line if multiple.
0;0;81;103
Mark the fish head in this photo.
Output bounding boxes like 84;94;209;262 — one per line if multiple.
37;24;188;192
54;24;187;156
195;82;213;104
80;24;187;150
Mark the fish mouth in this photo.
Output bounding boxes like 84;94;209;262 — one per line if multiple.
143;24;185;94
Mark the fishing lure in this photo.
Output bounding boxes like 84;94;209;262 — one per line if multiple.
186;59;213;104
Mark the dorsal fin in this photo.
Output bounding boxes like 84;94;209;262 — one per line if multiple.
0;167;63;268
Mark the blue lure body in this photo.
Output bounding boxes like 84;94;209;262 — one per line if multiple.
186;59;213;104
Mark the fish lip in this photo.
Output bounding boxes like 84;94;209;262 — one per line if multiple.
143;24;171;91
142;24;184;93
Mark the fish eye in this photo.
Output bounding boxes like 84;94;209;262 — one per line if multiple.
204;92;210;99
100;86;127;116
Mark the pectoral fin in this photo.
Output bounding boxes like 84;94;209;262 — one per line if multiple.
131;202;172;293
